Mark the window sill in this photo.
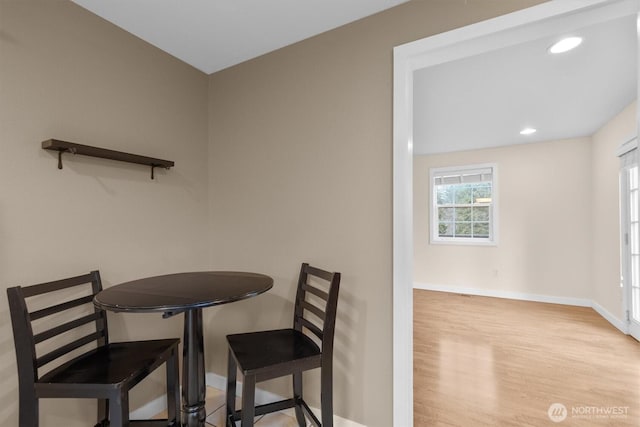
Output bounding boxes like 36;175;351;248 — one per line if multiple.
429;238;498;247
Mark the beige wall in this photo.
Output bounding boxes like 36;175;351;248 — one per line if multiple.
414;138;593;299
592;102;638;318
207;1;545;425
0;2;209;426
414;101;637;320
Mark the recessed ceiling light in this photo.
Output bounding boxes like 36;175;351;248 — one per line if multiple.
548;37;583;54
520;128;537;135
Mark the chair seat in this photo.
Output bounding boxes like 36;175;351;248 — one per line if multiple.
227;329;321;376
38;339;180;388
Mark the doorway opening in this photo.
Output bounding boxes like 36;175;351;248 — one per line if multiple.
393;1;640;425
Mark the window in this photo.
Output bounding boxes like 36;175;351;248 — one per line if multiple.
430;164;497;245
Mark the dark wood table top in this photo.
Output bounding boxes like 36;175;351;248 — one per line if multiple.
94;271;273;313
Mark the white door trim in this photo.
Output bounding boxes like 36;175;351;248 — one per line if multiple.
392;1;640;425
619;141;640;340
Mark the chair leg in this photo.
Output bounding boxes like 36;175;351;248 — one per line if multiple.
320;365;333;427
19;393;38;427
226;350;237;426
166;346;180;426
109;391;130;427
292;372;305;426
240;374;256;427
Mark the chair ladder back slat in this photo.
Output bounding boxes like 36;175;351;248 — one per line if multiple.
20;272;100;298
36;331;104;369
301;300;326;322
29;295;94;321
33;312;102;344
299;318;324;341
304;265;335;282
301;283;329;301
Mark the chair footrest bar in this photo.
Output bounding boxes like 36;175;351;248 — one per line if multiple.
130;419;179;427
93;419;178;427
255;398;297;417
231;398;297;421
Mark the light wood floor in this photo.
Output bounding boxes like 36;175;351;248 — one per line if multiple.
414;290;640;426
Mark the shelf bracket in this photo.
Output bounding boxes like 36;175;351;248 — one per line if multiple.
57;147;77;170
150;164;171;180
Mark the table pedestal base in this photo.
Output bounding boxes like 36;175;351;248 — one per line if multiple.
181;309;207;427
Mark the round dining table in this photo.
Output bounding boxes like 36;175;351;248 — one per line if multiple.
94;271;273;427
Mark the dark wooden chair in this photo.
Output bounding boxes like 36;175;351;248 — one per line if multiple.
225;263;341;427
6;270;180;427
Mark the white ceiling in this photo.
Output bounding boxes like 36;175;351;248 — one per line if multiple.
72;0;408;74
413;14;637;155
70;1;636;155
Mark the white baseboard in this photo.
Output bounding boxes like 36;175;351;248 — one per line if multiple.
592;301;628;334
130;394;167;420
414;282;592;307
414;282;627;333
207;372;366;427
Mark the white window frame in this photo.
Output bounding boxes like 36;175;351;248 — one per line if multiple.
430;163;498;246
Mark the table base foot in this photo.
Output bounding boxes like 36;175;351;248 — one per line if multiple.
181;404;207;427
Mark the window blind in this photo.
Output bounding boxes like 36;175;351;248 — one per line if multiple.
618;137;637;169
434;167;493;185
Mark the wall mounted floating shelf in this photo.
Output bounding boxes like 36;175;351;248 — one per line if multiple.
42;139;174;179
